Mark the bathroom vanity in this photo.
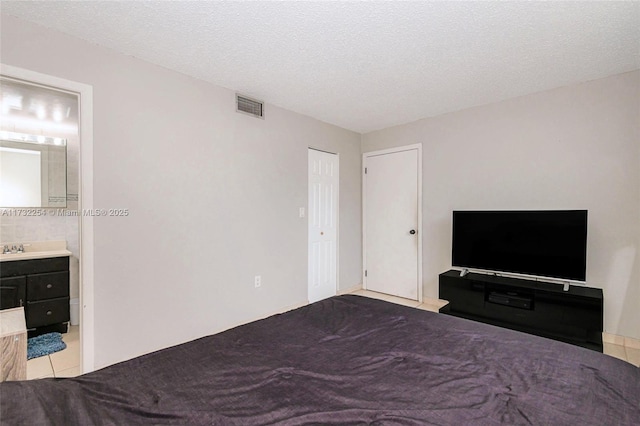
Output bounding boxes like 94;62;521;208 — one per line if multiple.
1;244;71;337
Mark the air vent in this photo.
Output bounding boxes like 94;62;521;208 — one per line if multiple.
236;94;264;119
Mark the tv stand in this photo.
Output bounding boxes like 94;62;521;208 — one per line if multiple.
438;270;603;352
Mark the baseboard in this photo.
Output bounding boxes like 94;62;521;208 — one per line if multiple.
275;301;309;314
603;332;626;346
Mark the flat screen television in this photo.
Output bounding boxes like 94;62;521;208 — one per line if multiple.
452;210;587;282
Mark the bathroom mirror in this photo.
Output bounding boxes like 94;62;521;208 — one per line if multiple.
0;133;67;208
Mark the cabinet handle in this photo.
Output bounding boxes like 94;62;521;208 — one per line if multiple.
46;310;52;316
47;284;53;289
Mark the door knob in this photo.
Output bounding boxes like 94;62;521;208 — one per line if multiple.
409;230;416;235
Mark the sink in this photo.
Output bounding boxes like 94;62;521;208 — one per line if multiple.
0;240;72;262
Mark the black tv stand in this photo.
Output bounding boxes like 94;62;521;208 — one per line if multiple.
438;270;603;352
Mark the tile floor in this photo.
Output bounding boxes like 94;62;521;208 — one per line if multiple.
26;325;80;379
350;289;640;367
350;289;448;312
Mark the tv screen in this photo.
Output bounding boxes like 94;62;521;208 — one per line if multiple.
452;210;587;281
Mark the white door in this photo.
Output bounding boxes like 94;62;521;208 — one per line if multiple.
308;149;339;303
364;145;421;300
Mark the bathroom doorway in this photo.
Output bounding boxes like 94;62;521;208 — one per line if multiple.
0;64;94;374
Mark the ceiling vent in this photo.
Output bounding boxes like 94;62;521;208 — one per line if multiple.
236;94;264;119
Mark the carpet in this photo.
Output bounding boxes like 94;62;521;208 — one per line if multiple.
27;333;67;360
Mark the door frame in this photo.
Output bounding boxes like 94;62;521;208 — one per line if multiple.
1;63;95;373
362;143;423;301
308;147;339;302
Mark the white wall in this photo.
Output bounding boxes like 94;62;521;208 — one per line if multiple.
1;15;362;368
363;71;640;340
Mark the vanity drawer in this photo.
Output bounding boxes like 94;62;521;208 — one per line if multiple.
27;272;69;301
0;257;69;278
26;297;70;329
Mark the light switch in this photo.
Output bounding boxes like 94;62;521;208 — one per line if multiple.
299;207;305;218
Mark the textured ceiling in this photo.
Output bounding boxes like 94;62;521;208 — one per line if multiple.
2;1;639;133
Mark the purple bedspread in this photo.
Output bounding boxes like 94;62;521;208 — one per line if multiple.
1;295;639;425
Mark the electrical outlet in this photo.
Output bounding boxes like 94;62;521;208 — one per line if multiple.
254;275;261;288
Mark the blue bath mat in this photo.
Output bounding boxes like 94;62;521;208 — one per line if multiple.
27;332;67;360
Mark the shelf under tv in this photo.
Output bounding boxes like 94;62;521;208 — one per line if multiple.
438;270;603;352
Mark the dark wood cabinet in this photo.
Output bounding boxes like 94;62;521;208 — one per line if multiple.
0;257;70;336
26;271;70;301
0;277;26;310
439;270;603;352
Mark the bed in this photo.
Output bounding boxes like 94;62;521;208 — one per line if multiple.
1;295;638;425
